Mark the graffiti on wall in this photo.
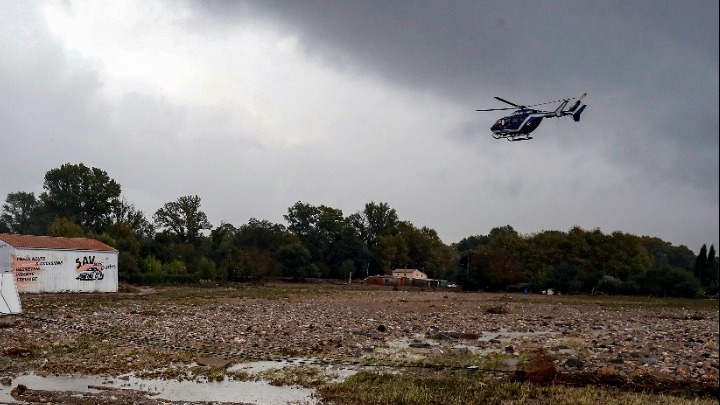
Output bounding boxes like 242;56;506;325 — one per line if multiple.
76;256;105;281
11;254;116;286
11;255;61;286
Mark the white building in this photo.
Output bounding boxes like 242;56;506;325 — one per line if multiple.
0;233;118;293
391;268;428;280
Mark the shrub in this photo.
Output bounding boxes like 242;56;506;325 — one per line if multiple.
595;275;622;295
639;265;704;298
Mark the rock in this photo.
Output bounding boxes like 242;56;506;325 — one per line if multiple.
10;384;27;397
564;357;585;370
2;347;31;357
408;342;431;349
512;351;556;385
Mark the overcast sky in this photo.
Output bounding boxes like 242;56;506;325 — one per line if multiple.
1;1;717;252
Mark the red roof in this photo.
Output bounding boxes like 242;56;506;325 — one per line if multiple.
0;233;117;252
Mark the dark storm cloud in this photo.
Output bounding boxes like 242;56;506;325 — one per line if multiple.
194;1;716;96
0;1;716;251
192;0;719;191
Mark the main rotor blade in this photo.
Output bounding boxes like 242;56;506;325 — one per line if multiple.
527;92;588;108
494;97;519;107
475;107;515;112
526;98;570;107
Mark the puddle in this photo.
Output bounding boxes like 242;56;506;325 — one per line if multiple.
229;359;358;381
229;360;291;373
0;372;316;405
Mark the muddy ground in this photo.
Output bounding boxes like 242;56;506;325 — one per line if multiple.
1;283;718;404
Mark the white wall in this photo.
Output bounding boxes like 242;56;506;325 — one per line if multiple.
1;245;118;293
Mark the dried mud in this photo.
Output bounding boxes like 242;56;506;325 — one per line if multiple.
1;283;718;404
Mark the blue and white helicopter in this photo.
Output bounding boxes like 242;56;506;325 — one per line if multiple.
476;93;587;141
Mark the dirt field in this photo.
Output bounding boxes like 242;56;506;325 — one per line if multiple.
1;283;718;404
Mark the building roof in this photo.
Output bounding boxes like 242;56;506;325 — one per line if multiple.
392;268;421;273
0;233;117;252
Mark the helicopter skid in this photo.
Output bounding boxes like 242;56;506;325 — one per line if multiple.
492;132;533;142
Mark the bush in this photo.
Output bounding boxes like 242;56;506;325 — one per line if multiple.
620;279;640;295
196;256;217;281
639;265;704;298
595;275;622;295
531;263;583;294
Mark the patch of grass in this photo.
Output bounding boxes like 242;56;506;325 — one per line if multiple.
259;365;335;388
227;369;252;381
485;304;509;314
317;371;717;405
423;351;526;370
557;337;585;349
512;293;719;311
118;283;141;293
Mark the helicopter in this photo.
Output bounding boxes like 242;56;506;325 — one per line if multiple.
476;93;587;141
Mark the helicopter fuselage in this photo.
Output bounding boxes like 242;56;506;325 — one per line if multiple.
490;109;544;141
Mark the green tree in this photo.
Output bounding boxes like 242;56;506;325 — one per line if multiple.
236;218;292;251
532;262;583;293
471;231;527;291
208;222;239;279
455;235;489;278
234;247;282;280
707;245;716;273
640;236;694;271
274;243;317;278
523;230;568;279
153;195;211;243
348;202;399;275
707;245;719;294
47;217;84;237
284;201;364;277
41;163;121;233
693;244;708;280
118;251;141;282
641;264;703;298
1;191;44;234
111;198;154;238
694;244;719;295
393;222;454;280
284;201;338;263
376;233;409;272
339;259;356;280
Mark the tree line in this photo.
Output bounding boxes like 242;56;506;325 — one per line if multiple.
1;163;717;298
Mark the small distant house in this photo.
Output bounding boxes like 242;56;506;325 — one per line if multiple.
391;268;427;280
0;233;118;293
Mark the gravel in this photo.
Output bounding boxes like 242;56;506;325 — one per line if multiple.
1;284;718;404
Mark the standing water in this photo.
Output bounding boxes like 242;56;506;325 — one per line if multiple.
0;372;317;404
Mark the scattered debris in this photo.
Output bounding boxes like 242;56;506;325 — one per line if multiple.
3;347;31;357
